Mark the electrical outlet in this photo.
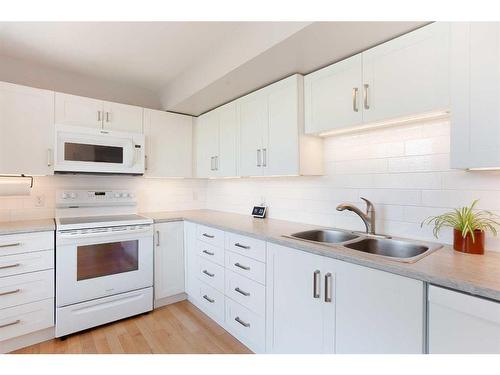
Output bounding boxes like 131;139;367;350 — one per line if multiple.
34;195;45;207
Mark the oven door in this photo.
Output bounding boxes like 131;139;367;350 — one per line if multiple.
54;124;145;174
56;225;153;307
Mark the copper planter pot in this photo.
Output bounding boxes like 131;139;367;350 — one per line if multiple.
453;229;485;255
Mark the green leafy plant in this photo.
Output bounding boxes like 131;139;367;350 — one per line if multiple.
421;200;500;242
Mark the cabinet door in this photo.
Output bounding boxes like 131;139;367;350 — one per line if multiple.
265;75;300;176
217;102;238;177
195;111;219;178
144;109;193;177
0;82;55;175
334;260;424;353
450;22;500;169
154;222;185;301
362;22;450;124
103;101;143;133
184;221;198;299
238;90;266;177
55;92;103;128
266;243;329;353
305;54;363;134
428;285;500;354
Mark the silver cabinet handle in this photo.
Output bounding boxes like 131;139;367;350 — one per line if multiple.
325;272;333;303
156;230;160;247
234;243;250;250
0;288;21;297
202;249;215;256
234;262;250;271
97;110;102;122
145;155;148;171
215;156;219;171
0;319;20;329
257;149;262;167
363;84;370;110
202;270;215;278
47;148;53;167
235;287;250;297
203;295;215;303
262;148;267;167
352;87;359;112
0;243;20;248
0;263;20;270
106;112;110;122
210;156;214;171
235;316;250;328
202;233;214;239
313;270;320;299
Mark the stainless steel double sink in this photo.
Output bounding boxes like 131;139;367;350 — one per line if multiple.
284;229;442;263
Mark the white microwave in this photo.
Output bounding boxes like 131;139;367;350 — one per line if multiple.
54;124;145;175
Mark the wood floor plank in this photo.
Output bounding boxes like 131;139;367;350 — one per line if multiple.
9;301;252;354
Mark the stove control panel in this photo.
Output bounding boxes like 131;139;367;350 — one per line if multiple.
56;189;136;207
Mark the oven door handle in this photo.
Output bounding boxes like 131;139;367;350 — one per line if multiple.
57;227;151;240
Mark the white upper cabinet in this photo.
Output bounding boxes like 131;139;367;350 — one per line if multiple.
238;74;323;177
305;54;363;134
304;22;450;134
102;101;143;133
195;110;220;178
450;22;500;169
144;109;193;178
55;93;143;133
362;22;450;124
217;102;238;177
0;82;55;175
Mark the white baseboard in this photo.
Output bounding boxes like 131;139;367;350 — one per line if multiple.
154;293;187;309
1;327;55;354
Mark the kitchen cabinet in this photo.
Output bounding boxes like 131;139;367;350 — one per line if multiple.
0;81;55;175
154;222;185;304
450;22;500;169
238;74;323;176
304;22;450;135
194;102;238;178
428;285;500;353
55;92;143;133
144;109;193;178
305;54;363;134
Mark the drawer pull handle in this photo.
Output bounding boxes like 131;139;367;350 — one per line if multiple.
0;288;21;297
202;250;215;256
203;295;215;303
0;243;21;248
0;263;20;270
0;319;20;329
235;316;250;328
202;233;215;239
234;262;250;271
235;287;250;297
202;270;215;278
234;243;250;249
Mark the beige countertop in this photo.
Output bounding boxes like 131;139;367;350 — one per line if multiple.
0;218;55;236
143;209;500;302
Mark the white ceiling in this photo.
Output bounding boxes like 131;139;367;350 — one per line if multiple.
0;21;428;116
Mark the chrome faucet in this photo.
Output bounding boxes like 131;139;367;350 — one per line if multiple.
336;197;376;235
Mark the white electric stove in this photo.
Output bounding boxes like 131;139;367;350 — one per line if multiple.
54;189;154;338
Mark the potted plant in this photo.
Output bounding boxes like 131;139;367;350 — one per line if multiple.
421;200;500;255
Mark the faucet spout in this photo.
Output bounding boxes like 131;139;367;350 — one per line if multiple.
336;197;376;235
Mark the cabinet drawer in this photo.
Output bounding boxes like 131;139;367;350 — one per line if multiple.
225;297;265;353
196;256;225;293
225;270;265;316
225;232;266;262
196;240;224;266
0;250;54;278
197;225;224;248
194;280;225;324
225;251;265;285
0;270;54;309
0;231;53;256
0;298;54;341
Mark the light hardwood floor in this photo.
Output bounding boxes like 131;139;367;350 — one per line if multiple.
11;300;252;354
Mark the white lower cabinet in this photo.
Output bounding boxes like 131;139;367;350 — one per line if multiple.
225;297;265;353
428;285;500;353
154;222;185;304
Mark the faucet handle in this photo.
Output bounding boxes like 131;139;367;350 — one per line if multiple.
360;197;374;213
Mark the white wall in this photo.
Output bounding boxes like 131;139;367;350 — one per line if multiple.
206;119;500;252
0;175;206;221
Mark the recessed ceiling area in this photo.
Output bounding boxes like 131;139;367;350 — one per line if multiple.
0;21;428;116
